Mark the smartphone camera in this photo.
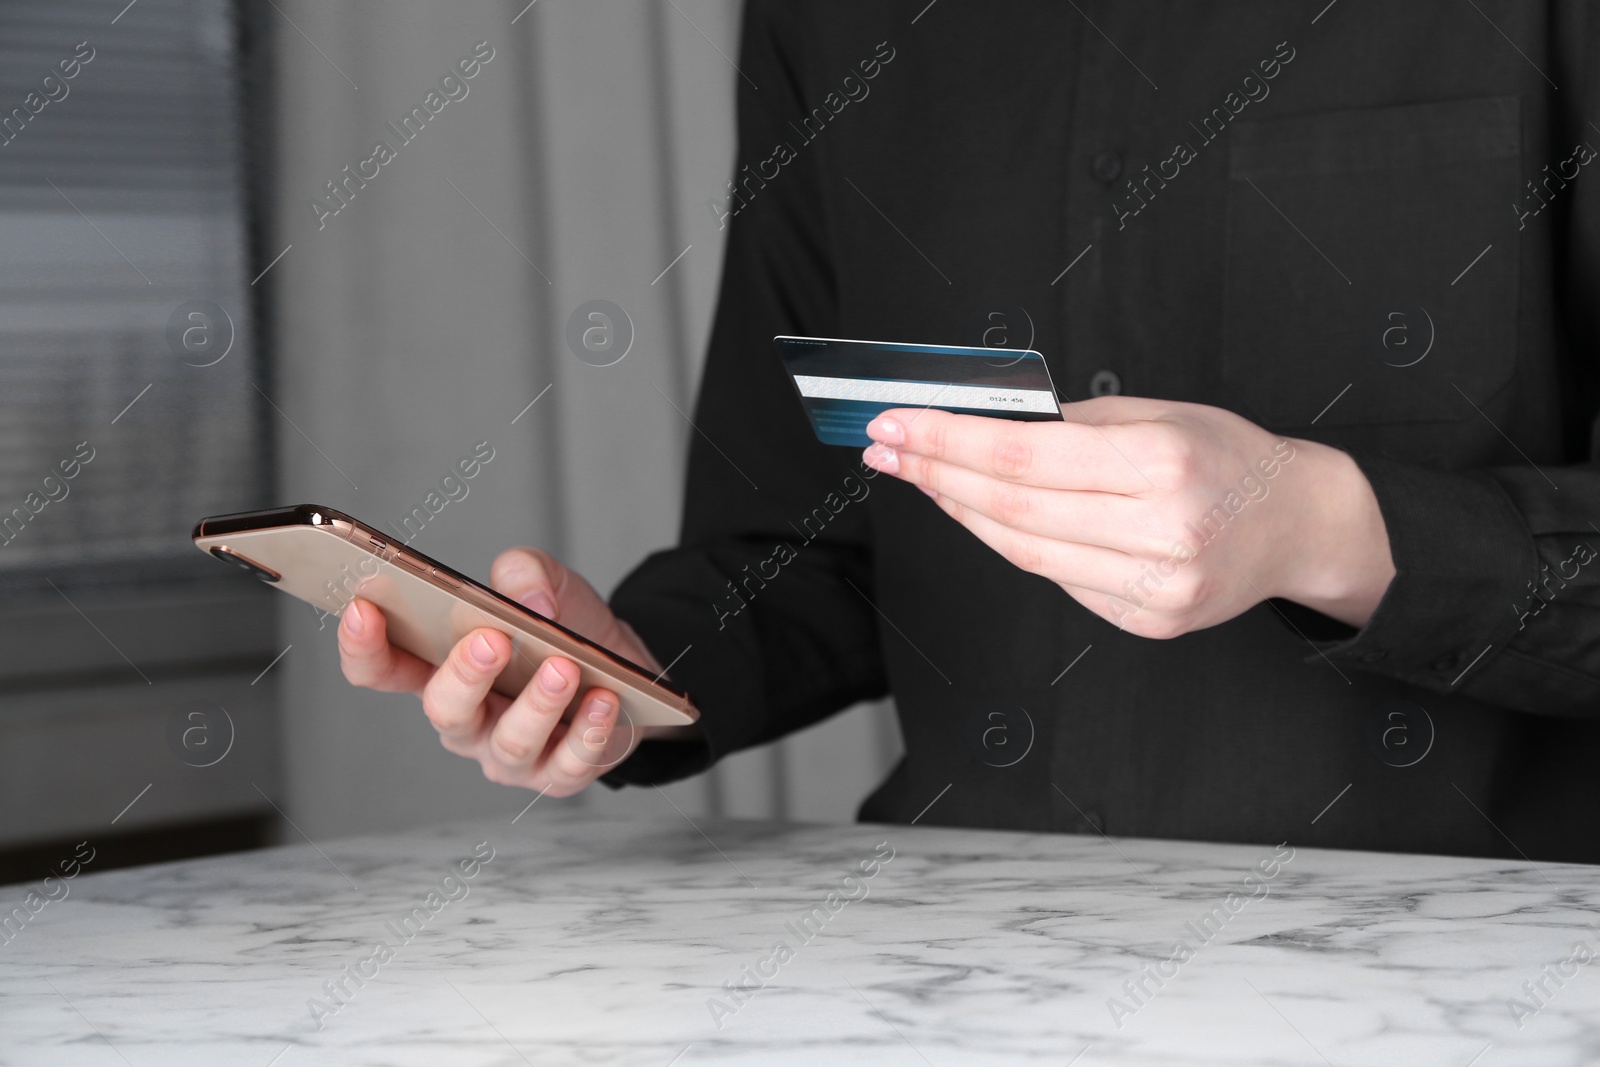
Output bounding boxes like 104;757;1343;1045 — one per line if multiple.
209;545;281;583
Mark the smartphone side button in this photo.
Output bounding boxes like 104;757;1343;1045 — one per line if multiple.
431;568;462;590
395;553;428;575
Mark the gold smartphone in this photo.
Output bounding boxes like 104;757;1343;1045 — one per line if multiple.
193;505;698;727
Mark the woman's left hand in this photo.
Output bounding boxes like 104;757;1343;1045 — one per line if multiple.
862;395;1395;639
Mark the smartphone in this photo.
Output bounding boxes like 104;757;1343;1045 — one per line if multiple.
192;505;697;727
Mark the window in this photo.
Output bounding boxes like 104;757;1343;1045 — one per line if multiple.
0;0;266;588
0;0;280;868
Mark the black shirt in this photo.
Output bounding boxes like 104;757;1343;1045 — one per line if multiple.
605;0;1600;864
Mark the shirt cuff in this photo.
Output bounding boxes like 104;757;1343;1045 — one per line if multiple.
1290;449;1536;690
598;549;769;789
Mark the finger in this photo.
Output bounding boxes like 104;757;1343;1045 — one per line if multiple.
419;628;510;744
337;599;435;694
486;655;580;767
928;490;1146;598
865;408;1147;493
890;452;1151;549
542;688;633;789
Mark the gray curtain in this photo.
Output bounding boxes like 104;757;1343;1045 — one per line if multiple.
267;0;900;836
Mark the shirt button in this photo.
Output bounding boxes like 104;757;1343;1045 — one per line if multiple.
1432;653;1459;672
1089;369;1121;397
1091;150;1123;183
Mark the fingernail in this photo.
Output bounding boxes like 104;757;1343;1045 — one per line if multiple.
342;603;364;636
539;660;568;693
919;486;937;499
519;590;557;620
863;443;899;474
587;696;613;725
866;416;905;446
469;633;499;668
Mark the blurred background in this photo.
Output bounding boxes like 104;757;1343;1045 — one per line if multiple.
0;0;902;881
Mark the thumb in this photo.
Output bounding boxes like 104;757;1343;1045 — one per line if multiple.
490;546;562;621
1057;393;1161;424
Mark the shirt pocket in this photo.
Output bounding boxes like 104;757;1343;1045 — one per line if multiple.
1221;96;1521;429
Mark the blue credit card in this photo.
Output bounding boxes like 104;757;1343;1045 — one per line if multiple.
774;335;1064;447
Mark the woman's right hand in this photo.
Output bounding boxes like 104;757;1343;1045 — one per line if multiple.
336;546;693;796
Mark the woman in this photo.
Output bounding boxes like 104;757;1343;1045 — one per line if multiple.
339;0;1600;863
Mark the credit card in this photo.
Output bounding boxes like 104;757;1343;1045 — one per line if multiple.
774;335;1064;447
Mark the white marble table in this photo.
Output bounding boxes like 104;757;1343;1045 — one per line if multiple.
4;805;1600;1066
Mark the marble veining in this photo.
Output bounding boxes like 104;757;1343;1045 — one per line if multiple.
3;806;1600;1065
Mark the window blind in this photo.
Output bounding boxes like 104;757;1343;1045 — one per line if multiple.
0;0;266;593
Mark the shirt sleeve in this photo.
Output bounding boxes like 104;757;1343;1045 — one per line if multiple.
601;1;888;787
1286;8;1600;714
1293;453;1600;715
